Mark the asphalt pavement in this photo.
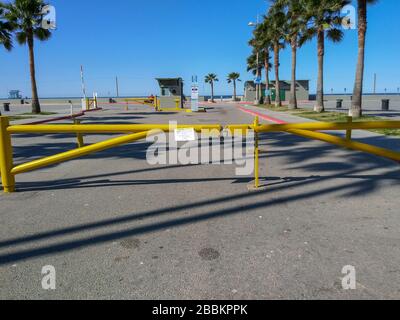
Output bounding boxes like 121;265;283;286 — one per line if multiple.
1;103;399;299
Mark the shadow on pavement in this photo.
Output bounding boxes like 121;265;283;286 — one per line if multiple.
1;132;399;265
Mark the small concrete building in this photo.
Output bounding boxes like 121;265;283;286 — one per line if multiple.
244;80;309;102
156;78;184;108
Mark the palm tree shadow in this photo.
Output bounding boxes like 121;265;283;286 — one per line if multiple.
1;127;400;265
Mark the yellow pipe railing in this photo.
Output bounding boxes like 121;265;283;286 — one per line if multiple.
2;115;400;192
253;116;260;189
73;119;85;148
0;117;15;193
8;124;223;134
123;97;156;109
11;131;149;176
255;121;400;133
288;128;400;163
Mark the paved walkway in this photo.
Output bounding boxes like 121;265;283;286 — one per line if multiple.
1;104;399;299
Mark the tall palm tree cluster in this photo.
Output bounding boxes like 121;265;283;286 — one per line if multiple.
249;0;378;118
204;72;242;103
0;0;52;114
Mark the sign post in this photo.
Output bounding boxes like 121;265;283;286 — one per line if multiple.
191;75;199;112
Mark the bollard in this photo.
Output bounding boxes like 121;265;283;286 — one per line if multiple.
382;99;390;111
346;116;352;141
74;119;84;148
253;116;260;189
336;99;343;109
85;98;90;111
3;103;10;112
68;100;73;116
0;117;15;193
157;98;161;111
154;96;159;111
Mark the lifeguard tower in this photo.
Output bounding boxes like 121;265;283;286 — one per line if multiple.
156;78;184;109
8;90;22;99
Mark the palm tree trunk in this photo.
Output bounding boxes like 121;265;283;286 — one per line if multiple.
350;0;367;118
264;49;271;105
233;80;237;101
211;82;214;102
315;28;325;113
258;68;263;103
27;32;41;114
289;37;298;110
274;42;281;107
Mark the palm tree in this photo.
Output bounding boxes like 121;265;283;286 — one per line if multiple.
204;73;219;103
267;5;286;107
302;0;349;112
7;0;52;114
227;72;241;101
273;0;307;110
252;19;273;105
350;0;378;118
0;2;13;51
247;50;263;77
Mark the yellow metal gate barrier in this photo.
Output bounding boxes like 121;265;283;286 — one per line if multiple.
1;115;400;193
123;97;160;111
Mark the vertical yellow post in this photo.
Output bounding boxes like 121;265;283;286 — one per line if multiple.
154;96;159;111
0;117;15;193
254;116;260;189
125;101;129;111
346;116;353;141
85;98;89;111
74;119;84;148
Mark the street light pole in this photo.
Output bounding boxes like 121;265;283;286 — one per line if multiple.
115;76;119;98
80;65;86;100
256;16;260;104
249;15;261;105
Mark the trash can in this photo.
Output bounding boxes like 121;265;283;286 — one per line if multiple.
336;99;343;109
382;99;390;111
20;99;25;105
3;102;10;112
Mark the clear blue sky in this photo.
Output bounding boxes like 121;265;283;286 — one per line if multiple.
0;0;399;98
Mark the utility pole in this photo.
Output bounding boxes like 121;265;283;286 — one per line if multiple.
249;15;261;105
80;65;86;99
255;15;260;104
373;73;377;94
115;76;119;97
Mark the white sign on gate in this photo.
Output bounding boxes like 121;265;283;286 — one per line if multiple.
174;128;196;142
